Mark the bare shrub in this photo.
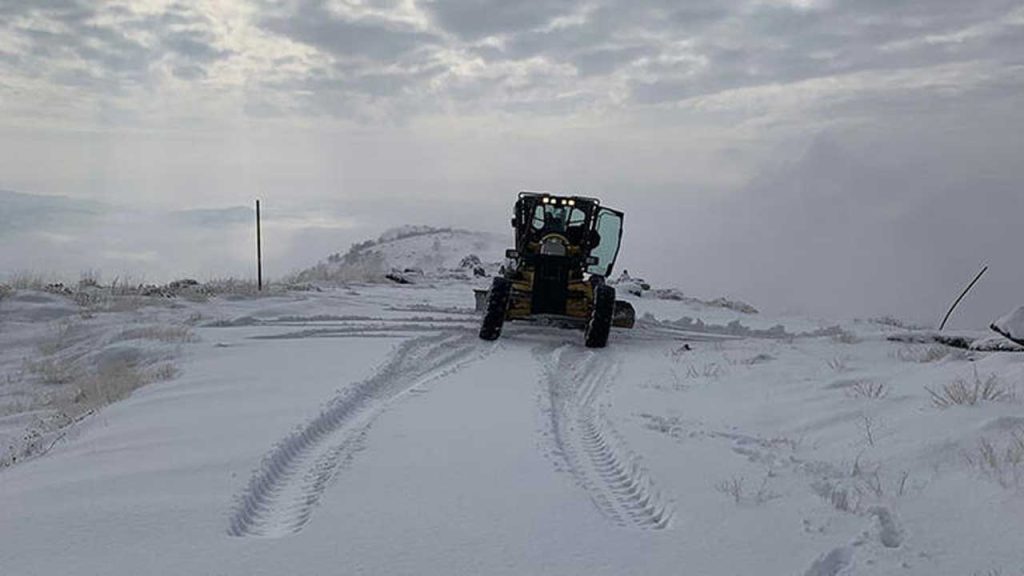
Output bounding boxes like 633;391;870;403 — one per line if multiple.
715;473;778;505
715;476;744;504
964;430;1024;489
846;380;887;399
856;466;884;498
828;483;857;512
753;474;781;504
686;363;722;379
812;478;860;512
926;369;1015;408
815;462;911;515
859;414;878;447
0;283;12;300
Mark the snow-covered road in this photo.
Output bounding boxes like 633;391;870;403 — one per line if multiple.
3;285;1024;575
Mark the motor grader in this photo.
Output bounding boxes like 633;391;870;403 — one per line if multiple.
478;192;635;347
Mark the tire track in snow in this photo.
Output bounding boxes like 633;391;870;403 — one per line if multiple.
539;346;673;530
228;332;489;538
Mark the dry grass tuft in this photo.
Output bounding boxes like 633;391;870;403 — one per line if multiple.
846;380;887;399
813;460;911;514
965;430;1024;490
203;278;262;297
926;369;1015;408
6;272;53;290
827;356;851;372
72;361;180;407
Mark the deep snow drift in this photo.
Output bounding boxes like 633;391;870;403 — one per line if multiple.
2;229;1024;576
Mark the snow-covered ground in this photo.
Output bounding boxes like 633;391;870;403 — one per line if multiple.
2;232;1024;575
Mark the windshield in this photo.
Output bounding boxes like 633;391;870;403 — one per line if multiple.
531;204;586;233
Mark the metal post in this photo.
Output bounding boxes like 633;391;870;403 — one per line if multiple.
256;199;263;291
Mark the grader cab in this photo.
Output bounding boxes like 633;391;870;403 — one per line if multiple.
478;192;635;348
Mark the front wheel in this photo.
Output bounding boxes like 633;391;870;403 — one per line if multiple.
585;285;615;348
479;277;511;341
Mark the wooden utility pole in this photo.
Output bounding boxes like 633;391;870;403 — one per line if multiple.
256;199;263;291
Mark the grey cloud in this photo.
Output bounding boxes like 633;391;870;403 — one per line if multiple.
260;1;438;61
658;2;736;27
171;64;208;80
2;0;1021;119
163;28;230;64
258;0;1021;118
421;0;581;40
0;1;231;91
624;0;1024;105
572;46;652;76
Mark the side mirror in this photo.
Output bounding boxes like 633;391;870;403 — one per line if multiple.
505;249;519;260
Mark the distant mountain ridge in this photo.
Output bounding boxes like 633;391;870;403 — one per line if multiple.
0;189;105;233
0;189;254;232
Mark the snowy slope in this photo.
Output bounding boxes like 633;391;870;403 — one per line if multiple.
293;225;506;283
2;276;1024;575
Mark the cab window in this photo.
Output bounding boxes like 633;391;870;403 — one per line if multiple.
586;209;623;277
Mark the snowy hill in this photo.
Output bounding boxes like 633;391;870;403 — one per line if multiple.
293;225;507;283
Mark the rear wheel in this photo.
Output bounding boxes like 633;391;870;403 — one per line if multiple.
479;277;511;341
585;285;615;348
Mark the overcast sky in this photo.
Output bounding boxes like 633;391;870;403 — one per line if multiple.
1;0;1023;327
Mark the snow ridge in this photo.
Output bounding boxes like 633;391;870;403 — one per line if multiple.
228;332;490;538
540;346;673;530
